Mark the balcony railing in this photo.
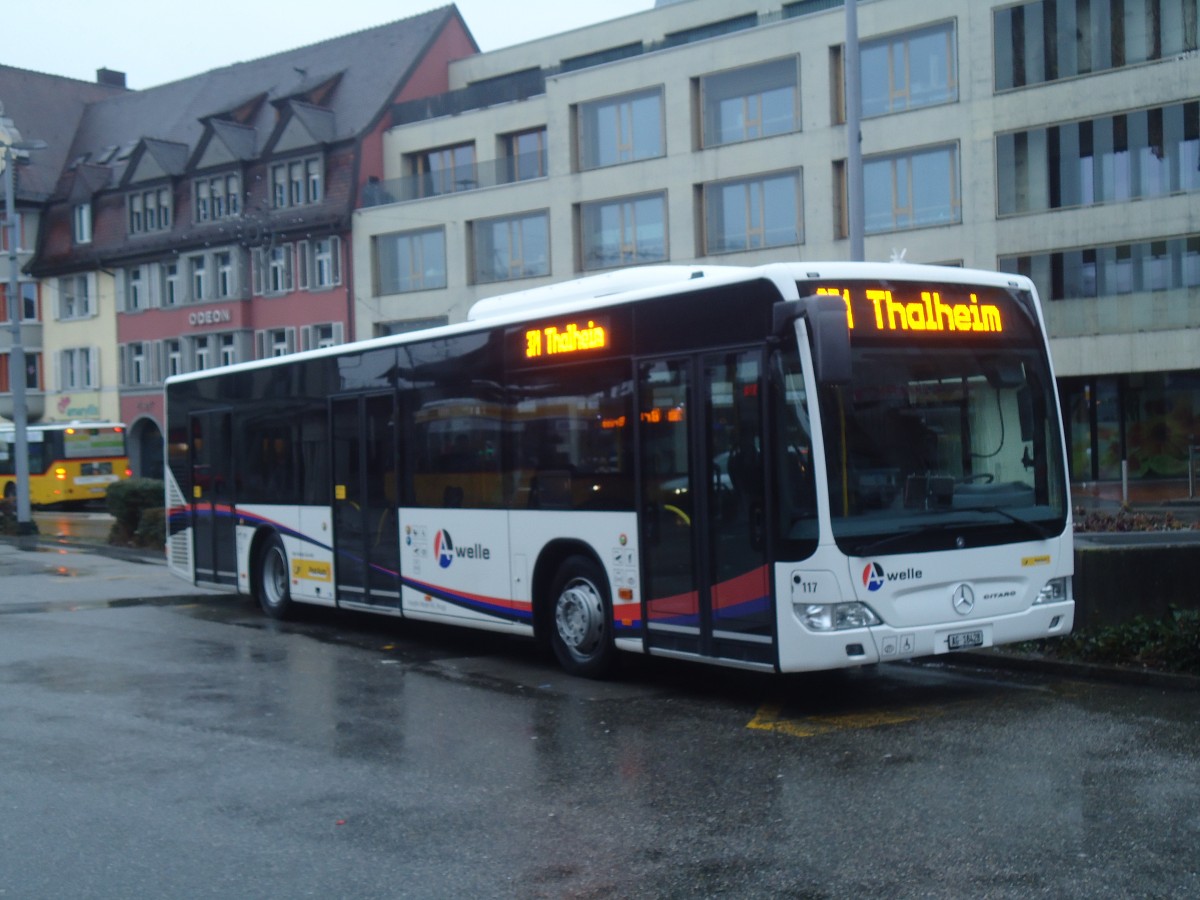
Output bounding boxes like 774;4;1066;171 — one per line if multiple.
361;150;548;208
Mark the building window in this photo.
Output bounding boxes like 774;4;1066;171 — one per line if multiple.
578;88;664;170
703;171;802;254
861;21;957;117
73;203;92;244
373;228;447;294
193;335;213;371
269;246;293;294
128;187;172;234
997;101;1200;216
408;143;477;198
256;328;296;358
301;323;344;351
163;263;181;306
580;193;667;270
503;128;548;182
126;267;146;311
164;339;182;378
216;252;235;298
122;342;151;386
995;0;1200;91
271;156;322;208
219;334;238;367
57;276;91;320
58;347;97;390
700;58;799;147
856;144;960;234
297;237;342;290
472;210;550;284
2;282;38;324
195;173;241;222
0;351;41;393
1000;234;1200;302
189;255;208;302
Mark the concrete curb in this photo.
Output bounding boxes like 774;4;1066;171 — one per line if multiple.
951;648;1200;692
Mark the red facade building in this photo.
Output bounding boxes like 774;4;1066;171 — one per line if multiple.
29;7;477;476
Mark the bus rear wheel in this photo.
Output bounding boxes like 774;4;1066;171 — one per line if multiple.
548;555;616;679
257;533;293;619
3;482;14;500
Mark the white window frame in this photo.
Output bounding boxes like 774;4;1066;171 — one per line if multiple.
189;254;207;302
73;203;92;244
164;339;183;378
270;156;323;208
58;347;98;390
56;275;92;320
301;322;344;351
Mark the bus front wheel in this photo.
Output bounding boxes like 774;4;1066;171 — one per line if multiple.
548;555;616;679
257;533;293;619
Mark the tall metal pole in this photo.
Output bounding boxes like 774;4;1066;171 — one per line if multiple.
845;0;865;261
4;143;36;538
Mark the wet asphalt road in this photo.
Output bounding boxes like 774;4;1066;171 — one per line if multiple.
2;578;1199;897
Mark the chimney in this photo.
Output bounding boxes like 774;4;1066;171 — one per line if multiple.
96;68;127;88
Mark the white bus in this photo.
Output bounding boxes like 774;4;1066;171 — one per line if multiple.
165;262;1074;677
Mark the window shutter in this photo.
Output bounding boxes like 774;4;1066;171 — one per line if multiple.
254;330;266;360
88;347;99;388
297;240;310;290
113;270;127;312
331;236;342;285
332;322;344;344
285;327;297;354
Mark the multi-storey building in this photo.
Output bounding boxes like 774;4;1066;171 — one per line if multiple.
1;66;128;425
352;0;1200;498
22;8;476;476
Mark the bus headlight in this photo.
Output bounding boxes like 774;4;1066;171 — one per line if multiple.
1035;577;1069;605
798;602;881;631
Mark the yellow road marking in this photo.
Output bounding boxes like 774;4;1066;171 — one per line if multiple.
747;701;938;738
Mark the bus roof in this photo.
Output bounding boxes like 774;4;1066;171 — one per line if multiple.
164;261;1036;386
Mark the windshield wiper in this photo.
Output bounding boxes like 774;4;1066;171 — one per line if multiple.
953;506;1054;542
847;507;1055;558
849;521;957;558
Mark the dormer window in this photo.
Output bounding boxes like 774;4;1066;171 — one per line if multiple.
195;173;242;223
271;155;322;208
73;203;92;244
128;187;173;235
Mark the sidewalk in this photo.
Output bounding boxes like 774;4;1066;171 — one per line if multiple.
0;535;223;609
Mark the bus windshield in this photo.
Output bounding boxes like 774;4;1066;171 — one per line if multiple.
801;280;1067;556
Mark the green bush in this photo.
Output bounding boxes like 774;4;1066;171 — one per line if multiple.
134;507;167;550
1033;607;1200;675
106;478;165;535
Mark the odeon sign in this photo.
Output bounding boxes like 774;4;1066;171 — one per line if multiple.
188;308;233;328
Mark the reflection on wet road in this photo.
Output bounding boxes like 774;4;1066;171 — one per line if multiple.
1;591;1197;898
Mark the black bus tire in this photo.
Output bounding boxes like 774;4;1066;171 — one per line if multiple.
257;533;294;619
547;555;616;679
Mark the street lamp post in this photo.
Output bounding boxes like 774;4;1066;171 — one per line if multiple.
3;138;47;541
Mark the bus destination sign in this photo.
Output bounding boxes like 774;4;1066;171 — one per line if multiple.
524;318;609;360
814;285;1009;337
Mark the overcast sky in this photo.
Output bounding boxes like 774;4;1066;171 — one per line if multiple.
6;0;654;90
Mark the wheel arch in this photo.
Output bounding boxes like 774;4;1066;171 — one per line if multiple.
531;538;606;645
248;525;282;601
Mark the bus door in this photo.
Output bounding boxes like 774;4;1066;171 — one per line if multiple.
190;410;237;586
637;350;773;666
330;393;401;608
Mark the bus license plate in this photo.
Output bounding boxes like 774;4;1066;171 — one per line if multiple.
947;630;984;651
